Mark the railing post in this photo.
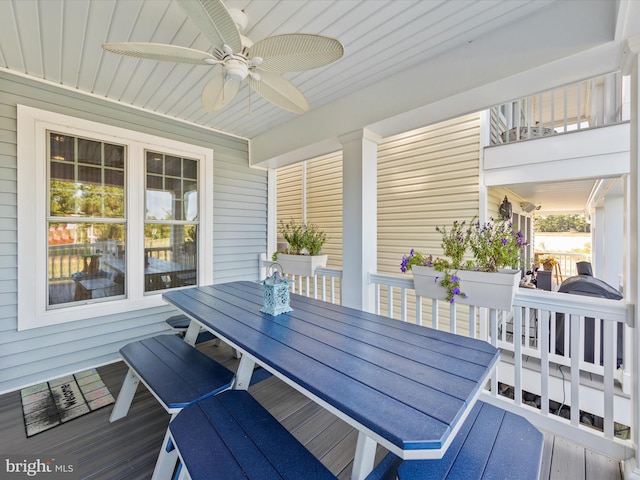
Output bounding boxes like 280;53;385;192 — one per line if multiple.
514;306;522;405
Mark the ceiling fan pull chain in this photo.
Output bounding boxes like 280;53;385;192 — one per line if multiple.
221;69;225;105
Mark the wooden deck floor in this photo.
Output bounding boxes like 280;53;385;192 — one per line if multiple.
0;340;623;479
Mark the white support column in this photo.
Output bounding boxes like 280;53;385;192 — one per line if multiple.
623;36;640;480
603;195;624;289
593;206;605;278
339;129;381;312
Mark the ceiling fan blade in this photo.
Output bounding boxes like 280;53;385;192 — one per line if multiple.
248;70;309;114
248;34;344;73
177;0;242;53
102;42;220;65
201;71;241;112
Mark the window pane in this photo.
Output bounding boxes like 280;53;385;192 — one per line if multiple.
48;222;126;307
50;133;74;162
144;224;197;293
78;138;102;165
184;188;198;222
146;190;172;220
165;156;182;176
105;144;124;168
50;180;77;216
50;161;74;181
146;151;163;174
183;159;197;179
78;165;101;184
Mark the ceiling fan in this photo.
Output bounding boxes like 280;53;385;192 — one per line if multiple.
102;0;344;115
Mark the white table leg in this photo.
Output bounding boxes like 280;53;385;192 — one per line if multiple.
351;431;377;480
233;354;256;390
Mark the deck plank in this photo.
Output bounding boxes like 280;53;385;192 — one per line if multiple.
586;448;622;480
0;340;623;480
550;436;586;480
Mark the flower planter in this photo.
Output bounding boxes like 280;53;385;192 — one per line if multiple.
411;266;448;301
412;266;520;311
271;254;328;277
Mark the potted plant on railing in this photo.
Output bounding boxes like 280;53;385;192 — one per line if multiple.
271;219;328;277
401;218;528;310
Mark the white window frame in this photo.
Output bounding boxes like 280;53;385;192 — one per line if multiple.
17;105;214;330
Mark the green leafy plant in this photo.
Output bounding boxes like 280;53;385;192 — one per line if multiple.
468;218;527;272
401;217;528;303
278;218;327;256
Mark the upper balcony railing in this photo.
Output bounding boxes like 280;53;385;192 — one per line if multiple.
261;256;634;461
490;72;629;145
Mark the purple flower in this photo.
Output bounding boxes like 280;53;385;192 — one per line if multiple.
400;255;409;273
451;287;461;295
451;275;459;283
501;237;508;246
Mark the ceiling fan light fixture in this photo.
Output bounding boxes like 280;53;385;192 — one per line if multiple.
225;59;248;81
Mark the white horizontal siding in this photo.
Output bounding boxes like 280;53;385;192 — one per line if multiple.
306;152;343;269
378;114;481;274
0;71;263;393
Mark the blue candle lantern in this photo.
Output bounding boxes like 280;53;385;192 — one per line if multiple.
261;264;293;316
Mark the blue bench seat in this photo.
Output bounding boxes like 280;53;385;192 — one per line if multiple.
370;401;543;480
152;390;338;480
109;334;234;422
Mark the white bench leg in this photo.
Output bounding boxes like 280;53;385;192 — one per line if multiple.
151;427;179;480
109;368;140;422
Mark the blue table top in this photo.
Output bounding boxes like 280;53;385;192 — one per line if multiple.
163;281;499;457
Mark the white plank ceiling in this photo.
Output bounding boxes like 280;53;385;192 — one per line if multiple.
0;0;573;140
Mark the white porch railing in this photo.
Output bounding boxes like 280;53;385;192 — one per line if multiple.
259;256;343;304
489;72;627;145
535;251;592;284
259;258;634;460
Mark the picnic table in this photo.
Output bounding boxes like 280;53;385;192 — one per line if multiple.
163;281;499;480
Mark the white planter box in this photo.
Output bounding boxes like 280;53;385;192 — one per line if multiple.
271;254;328;277
412;266;520;311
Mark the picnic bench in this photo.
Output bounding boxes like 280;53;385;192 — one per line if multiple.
152;390;338;480
109;334;234;422
369;400;543;480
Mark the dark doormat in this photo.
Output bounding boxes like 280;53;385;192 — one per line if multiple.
20;368;115;437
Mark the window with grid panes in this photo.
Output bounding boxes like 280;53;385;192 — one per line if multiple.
17;105;213;330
